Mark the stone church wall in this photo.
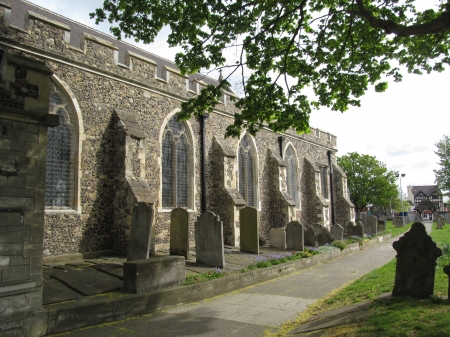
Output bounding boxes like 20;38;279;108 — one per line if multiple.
0;1;353;257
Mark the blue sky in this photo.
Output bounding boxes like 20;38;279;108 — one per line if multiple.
26;0;450;196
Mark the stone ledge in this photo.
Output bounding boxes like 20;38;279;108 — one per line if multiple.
44;234;391;334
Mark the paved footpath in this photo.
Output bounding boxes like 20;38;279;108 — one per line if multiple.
48;224;430;337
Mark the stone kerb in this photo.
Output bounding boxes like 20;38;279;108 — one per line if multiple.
195;211;225;268
239;206;259;254
330;224;343;241
393;222;442;299
127;202;154;261
170;208;189;259
270;227;287;249
286;221;304;251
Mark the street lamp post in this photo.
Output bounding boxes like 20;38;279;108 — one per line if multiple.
396;171;406;216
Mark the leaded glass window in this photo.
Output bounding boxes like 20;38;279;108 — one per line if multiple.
285;146;298;204
320;166;328;199
238;134;256;207
45;82;76;209
162;116;191;208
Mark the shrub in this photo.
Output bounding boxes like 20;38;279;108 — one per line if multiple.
331;240;346;251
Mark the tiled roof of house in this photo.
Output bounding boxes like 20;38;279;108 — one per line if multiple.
410;185;439;197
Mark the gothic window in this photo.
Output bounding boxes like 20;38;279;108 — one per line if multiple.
285;146;298;205
238;134;256;207
320;166;329;199
162;116;191;208
45;82;77;209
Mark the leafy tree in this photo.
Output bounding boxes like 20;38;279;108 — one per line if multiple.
337;152;398;217
434;135;450;197
91;1;450;137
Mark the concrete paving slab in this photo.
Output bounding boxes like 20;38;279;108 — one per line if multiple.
52;268;122;296
92;263;123;279
43;279;82;305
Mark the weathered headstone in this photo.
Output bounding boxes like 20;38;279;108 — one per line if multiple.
195;211;225;268
433;212;440;223
377;224;386;233
286;221;304;250
170;208;190;259
312;223;324;237
379;215;387;224
364;215;378;237
347;221;364;238
317;227;335;246
240;206;259;254
303;224;316;246
393;216;405;228
445;213;450;224
436;216;445;230
392;222;442;299
127;202;154;261
330;224;343;241
270;227;287;249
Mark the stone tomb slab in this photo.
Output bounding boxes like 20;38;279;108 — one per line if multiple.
92;263;124;279
43;278;82;305
52;268;122;296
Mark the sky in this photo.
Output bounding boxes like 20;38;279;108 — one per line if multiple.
26;0;449;198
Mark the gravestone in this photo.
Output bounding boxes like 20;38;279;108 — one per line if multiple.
312;223;324;237
377;224;386;233
364;215;378;237
240;206;259;254
379;215;387;224
286;221;304;250
392;222;442;299
303;224;317;246
127;202;154;261
170;208;190;259
393;216;405;228
195;211;225;268
347;221;364;238
445;213;450;224
436;216;445;230
270;227;286;249
330;224;343;241
317;227;335;246
433;212;440;223
443;265;450;300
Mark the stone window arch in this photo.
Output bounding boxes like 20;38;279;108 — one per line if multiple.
238;133;258;207
161;115;193;208
45;81;79;210
285;145;299;206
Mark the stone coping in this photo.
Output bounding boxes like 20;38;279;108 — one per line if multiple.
44;234;391;334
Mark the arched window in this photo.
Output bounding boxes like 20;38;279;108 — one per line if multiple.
238;134;256;207
162;116;191;208
285;146;298;205
45;82;77;210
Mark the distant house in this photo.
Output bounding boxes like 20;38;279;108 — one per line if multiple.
407;185;444;212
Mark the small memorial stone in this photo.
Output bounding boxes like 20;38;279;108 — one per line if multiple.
270;227;286;249
392;222;442;299
170;208;189;259
436;216;445;229
240;206;259;254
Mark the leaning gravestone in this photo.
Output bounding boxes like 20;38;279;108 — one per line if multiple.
317;227;335;246
195;211;225;268
393;216;405;228
436;216;445;230
270;227;286;249
330;224;343;241
392;222;442;299
127;202;154;261
286;221;304;250
170;208;189;259
312;223;324;237
364;216;378;237
347;221;364;238
303;224;316;246
240;206;259;254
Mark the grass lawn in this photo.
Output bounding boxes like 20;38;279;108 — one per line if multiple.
284;221;450;337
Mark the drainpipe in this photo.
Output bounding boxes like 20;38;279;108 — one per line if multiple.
278;136;285;158
201;114;209;213
327;150;335;226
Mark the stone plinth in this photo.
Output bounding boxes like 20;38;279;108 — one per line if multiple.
123;256;185;294
392;222;442;299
